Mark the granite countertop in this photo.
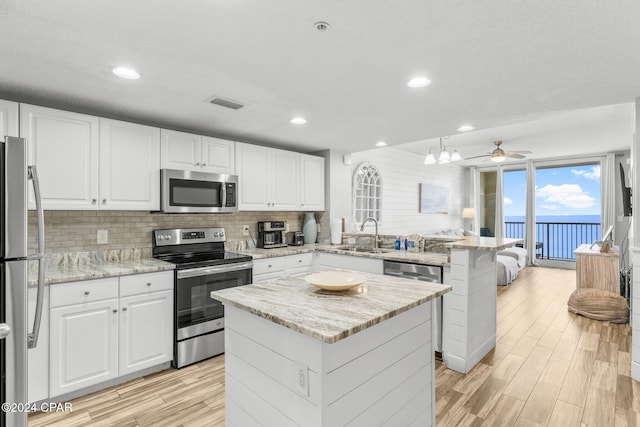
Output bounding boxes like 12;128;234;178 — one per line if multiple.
210;271;451;344
28;249;175;286
236;244;449;266
234;238;520;266
440;236;523;251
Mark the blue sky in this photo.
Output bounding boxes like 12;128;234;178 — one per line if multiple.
503;164;601;217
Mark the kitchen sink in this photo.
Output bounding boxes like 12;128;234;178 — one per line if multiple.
336;246;394;254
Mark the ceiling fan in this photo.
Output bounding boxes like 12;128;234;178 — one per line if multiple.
466;141;531;163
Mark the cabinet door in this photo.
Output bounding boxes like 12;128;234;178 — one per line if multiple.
272;149;299;210
50;299;119;397
160;129;200;172
28;286;49;403
0;99;18;138
201;136;235;174
21;104;99;210
299;154;325;211
236;142;270;210
99;119;161;210
119;290;173;376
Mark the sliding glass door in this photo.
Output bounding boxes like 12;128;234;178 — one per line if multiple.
478;158;603;268
533;162;601;267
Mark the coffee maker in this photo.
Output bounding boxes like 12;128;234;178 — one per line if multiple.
257;221;287;248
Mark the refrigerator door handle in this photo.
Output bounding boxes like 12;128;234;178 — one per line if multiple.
27;165;45;349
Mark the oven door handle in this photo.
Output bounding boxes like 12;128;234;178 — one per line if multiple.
177;261;254;279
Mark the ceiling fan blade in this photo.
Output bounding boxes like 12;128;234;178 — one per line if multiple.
505;153;526;159
464;154;491;160
505;150;532;154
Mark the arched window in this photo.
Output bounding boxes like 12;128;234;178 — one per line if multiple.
352;162;382;225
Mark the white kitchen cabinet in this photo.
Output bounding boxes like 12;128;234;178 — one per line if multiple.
238;143;300;210
299;154;325;211
252;253;314;283
161;129;235;174
49;277;120;397
20;104;99;210
49;272;174;398
100;119;161;210
236;143;323;211
235;143;270;209
0;99;19;138
21;105;162;210
118;271;173;376
27;285;49;403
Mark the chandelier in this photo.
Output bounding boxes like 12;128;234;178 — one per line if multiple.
424;137;462;165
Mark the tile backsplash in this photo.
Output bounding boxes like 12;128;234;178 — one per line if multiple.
28;210;328;254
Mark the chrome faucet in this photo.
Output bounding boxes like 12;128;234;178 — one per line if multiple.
360;217;383;250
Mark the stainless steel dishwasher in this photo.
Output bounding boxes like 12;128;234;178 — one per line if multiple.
383;260;444;352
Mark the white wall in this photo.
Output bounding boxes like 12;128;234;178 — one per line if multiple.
349;147;468;235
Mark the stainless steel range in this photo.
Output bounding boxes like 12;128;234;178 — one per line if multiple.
152;227;253;368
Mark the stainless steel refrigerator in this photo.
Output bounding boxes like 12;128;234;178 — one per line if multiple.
0;136;45;427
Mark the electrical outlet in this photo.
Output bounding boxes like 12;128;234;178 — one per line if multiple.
295;360;309;396
242;225;250;236
97;230;108;244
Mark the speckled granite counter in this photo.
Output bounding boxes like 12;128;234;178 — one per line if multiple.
211;271;450;344
233;237;519;266
236;244;450;266
28;249;175;286
439;236;522;250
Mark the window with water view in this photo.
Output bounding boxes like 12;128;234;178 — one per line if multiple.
503;163;601;261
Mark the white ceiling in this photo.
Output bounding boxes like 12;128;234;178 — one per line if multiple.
0;1;638;156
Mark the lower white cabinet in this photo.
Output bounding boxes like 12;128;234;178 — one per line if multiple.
119;290;173;376
50;295;120;397
48;271;173;398
252;253;313;283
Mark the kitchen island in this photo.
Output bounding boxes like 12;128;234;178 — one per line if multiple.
211;272;450;427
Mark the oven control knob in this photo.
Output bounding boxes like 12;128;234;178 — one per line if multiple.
158;235;165;241
214;232;219;237
220;231;225;237
164;235;172;240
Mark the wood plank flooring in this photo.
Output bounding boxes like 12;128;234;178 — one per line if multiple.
29;266;638;426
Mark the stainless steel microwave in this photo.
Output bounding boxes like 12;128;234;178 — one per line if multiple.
160;169;238;213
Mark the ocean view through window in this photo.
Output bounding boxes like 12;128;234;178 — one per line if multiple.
504;163;601;261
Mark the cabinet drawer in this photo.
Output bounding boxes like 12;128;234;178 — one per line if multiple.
120;271;174;297
253;257;288;275
50;278;119;308
284;253;313;269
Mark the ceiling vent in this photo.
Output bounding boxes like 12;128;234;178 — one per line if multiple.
209;97;244;110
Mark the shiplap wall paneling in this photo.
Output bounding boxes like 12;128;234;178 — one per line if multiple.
223;303;435;426
350;147;467;234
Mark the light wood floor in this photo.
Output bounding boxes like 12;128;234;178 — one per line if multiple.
29;266;637;427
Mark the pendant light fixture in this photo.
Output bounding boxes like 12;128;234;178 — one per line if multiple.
424;137;462;165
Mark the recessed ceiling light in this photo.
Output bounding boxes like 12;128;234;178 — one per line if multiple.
376;141;388;147
290;117;307;125
407;77;431;88
457;125;474;132
112;67;140;80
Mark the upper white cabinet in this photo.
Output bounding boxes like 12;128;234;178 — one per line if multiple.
236;142;324;211
0;99;19;139
161;129;235;174
299;154;325;211
20;105;161;210
21;104;100;210
99;119;160;210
